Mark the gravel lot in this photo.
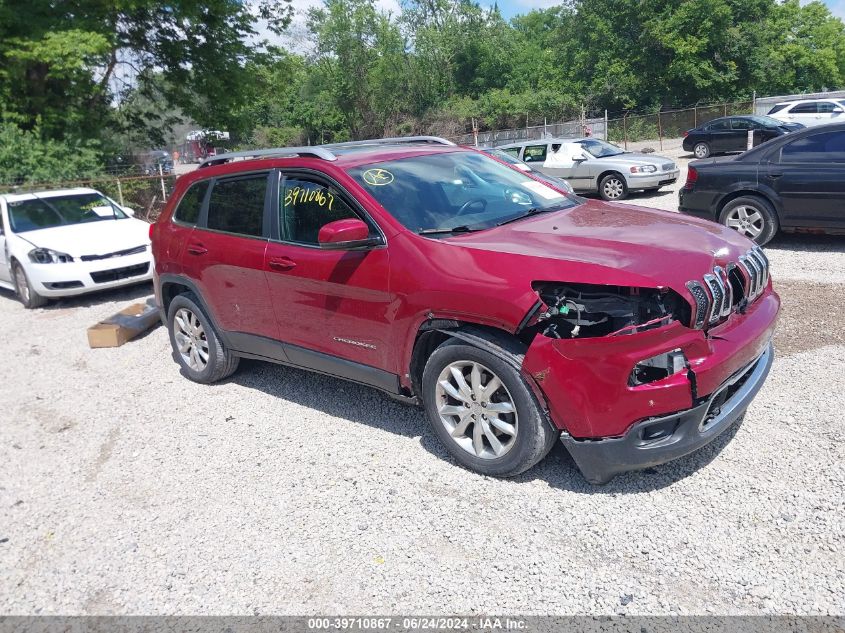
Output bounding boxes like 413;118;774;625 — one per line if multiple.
1;152;844;616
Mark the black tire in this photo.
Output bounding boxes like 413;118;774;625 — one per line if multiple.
598;173;628;201
12;262;48;309
421;339;558;477
693;142;711;159
167;292;239;383
718;195;779;246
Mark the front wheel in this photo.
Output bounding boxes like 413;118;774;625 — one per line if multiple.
599;173;628;201
12;262;48;309
719;196;778;245
421;339;558;477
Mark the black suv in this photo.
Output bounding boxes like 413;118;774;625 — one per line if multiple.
679;122;845;245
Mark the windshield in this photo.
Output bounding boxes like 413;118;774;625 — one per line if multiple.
7;193;127;233
576;139;626;158
347;151;576;233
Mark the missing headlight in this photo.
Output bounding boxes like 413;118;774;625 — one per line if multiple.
526;282;690;340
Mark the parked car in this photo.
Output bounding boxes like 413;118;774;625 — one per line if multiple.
0;187;153;308
767;98;845;128
479;147;574;193
679;123;845;245
682;115;804;159
151;136;778;485
140;150;174;175
497;138;679;201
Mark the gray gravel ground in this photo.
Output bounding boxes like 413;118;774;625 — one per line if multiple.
1;158;844;615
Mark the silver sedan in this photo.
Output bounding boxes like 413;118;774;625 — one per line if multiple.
498;138;680;201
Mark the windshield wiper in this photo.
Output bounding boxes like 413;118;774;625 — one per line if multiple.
496;206;564;227
418;225;478;235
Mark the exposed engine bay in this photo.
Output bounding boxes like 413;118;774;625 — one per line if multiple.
524;282;691;340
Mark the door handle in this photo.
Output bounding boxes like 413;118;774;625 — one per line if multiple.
769;171;783;179
187;243;208;255
268;256;297;271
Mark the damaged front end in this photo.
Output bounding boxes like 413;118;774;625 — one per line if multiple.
521;281;692;341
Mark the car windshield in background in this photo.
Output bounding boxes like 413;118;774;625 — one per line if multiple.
7;194;127;233
752;115;790;127
486;149;525;167
347;151;576;234
577;139;626;158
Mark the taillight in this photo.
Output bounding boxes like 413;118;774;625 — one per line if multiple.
683;130;689;138
149;222;156;240
684;166;698;190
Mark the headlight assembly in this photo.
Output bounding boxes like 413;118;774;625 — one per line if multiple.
630;165;657;174
28;248;74;264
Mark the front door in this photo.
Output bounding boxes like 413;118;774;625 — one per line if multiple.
264;172;394;373
707;119;735;153
0;204;11;284
181;171;278;340
768;129;845;229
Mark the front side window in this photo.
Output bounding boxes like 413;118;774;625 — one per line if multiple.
817;102;839;113
7;193;126;233
205;174;267;237
173;180;209;225
780;131;845;163
731;118;752;130
707;119;730;131
523;145;548;163
280;177;358;244
347;151;576;234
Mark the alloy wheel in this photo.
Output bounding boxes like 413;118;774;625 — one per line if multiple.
173;308;210;372
694;143;709;158
602;177;624;200
725;205;764;240
434;360;518;459
14;266;30;303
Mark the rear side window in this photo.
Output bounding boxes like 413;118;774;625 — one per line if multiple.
767;104;788;115
781;131;845;163
206;174;267;237
788;102;818;114
173;180;209;225
523;145;548;163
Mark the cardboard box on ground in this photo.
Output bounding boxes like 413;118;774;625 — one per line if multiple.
87;299;160;348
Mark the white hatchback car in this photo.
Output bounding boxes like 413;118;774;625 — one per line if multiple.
767;98;845;127
0;187;153;308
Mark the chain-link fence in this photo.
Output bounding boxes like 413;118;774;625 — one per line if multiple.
453;100;756;151
0;172;176;222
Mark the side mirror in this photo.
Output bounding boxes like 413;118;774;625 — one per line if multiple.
833;107;844;114
318;218;379;250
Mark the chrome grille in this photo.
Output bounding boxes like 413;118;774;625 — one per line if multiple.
686;247;769;329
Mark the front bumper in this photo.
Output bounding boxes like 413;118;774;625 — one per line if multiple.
628;170;680;190
561;342;773;484
26;251;153;297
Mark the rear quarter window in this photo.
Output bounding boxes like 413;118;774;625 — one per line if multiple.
173;180;209;225
767;104;788;115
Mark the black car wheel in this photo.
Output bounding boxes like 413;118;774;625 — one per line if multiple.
599;173;628;201
693;142;711;159
719;196;779;246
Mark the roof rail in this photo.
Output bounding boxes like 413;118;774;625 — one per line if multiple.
198;136;455;169
324;135;456;148
199;146;338;168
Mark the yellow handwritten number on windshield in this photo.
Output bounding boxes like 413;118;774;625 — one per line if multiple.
363;169;394;186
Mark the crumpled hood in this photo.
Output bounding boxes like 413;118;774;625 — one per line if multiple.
17;218;151;258
597;152;675;166
446;199;755;291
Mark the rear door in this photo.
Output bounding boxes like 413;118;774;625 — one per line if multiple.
0;201;10;284
263;171;394;373
182;171;278;340
707;119;735;153
784;102;820;127
767;129;845;229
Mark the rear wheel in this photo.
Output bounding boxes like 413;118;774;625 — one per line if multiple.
599;173;628;201
12;262;48;309
719;196;778;245
167;292;239;383
421;339;558;477
693;142;711;159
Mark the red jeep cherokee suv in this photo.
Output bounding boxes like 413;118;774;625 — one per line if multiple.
151;136;779;484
